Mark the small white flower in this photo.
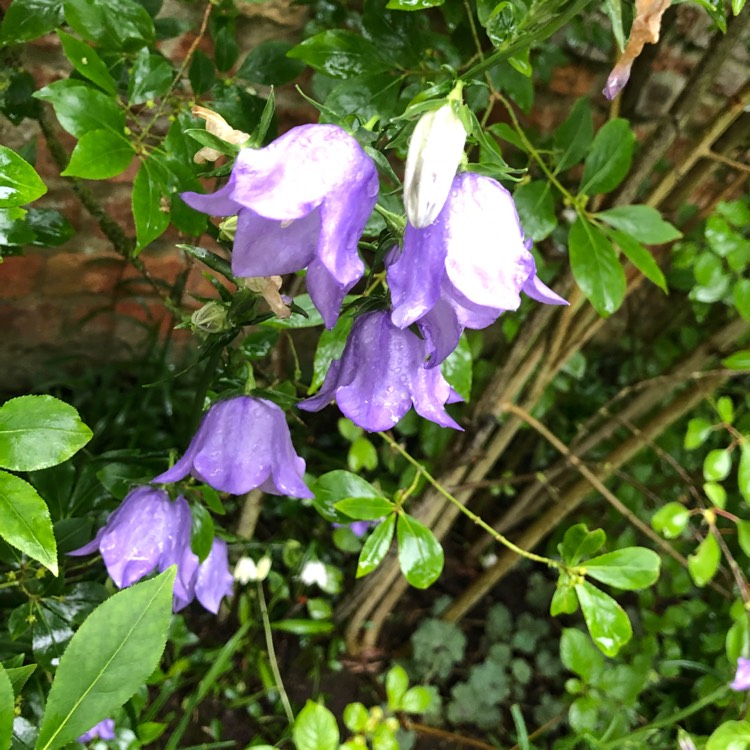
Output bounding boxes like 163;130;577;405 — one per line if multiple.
299;560;328;588
234;555;271;584
403;102;467;229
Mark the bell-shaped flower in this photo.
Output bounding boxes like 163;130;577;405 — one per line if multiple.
387;172;567;366
731;657;750;691
193;538;234;614
77;719;116;743
69;487;190;589
181;124;379;328
153;396;312;498
404;102;467;229
298;310;461;432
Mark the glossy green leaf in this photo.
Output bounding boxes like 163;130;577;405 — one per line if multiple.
309;315;353;393
348;435;377;473
187;50;215;95
0;147;46;208
6;664;36;697
597;205;681;244
704;481;727;509
62;129;134;180
441;333;472;401
651;502;690;539
26;208;74;247
287;30;391;79
607;228;668;292
397;513;443;589
0;470;57;574
580;119;635;195
263;294;324;329
335;496;394;521
703;449;731;482
692;252;730;303
0;0;63;45
722;350;750;370
684;417;713;449
189;502;214;563
271;619;333;635
63;0;155;50
400;686;432;713
738;444;750;505
35;569;175;750
128;47;174;105
706;721;750;750
554;97;593;172
385;665;409;710
0;395;92;472
292;701;339;750
386;0;444;9
343;703;368;733
568;217;626;317
34;81;125;138
734;278;750;320
551;580;578;616
574;580;632;657
688;533;721;587
132;158;170;252
568;695;598;734
603;0;625;49
357;514;396;578
514;180;556;242
311;470;383;524
558;524;606;566
716;396;734;424
0;665;13;750
737;520;750;557
237;40;305;85
584;547;660;590
560;627;603;681
56;31;117;95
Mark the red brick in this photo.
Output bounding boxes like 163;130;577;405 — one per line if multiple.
0;255;44;299
44;252;125;297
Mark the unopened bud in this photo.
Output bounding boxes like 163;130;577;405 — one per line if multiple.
219;216;238;242
191;301;229;333
403;101;467;229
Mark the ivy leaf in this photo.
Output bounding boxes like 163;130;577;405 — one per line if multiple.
688;533;721;587
397;513;443;589
580;119;635;196
57;30;117;95
574;580;633;657
0;146;46;207
357;515;396;578
584;547;660;590
569;216;626;317
62;129;135;180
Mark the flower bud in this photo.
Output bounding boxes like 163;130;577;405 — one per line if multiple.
403;102;467;229
234;555;271;584
191;301;229;333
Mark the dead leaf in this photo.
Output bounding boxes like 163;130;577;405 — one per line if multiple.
192;106;251;163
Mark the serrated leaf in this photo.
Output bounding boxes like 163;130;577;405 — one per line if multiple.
397;513;443;589
569;217;626;317
35;569;174;750
292;701;339;750
0;395;92;471
584;547;660;590
357;514;396;578
335;496;394;521
596;205;681;244
651;502;690;539
61;129;134;180
0;147;46;208
0;0;63;45
580;119;635;195
688;533;721;587
574;580;632;657
57;31;117;95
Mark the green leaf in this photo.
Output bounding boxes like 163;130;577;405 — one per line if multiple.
568;217;626;317
0;146;46;208
132;158;170;252
189;502;214;563
684;417;713;449
386;0;444;8
128;47;174;105
34;81;126;138
335;496;394;521
606;230;667;294
263;293;324;329
26;208;75;246
716;396;734;424
558;524;606;566
35;569;175;750
554;97;593;172
706;721;750;750
397;513;444;589
441;333;472;401
704;481;727;509
738;444;750;505
722;350;750;370
61;130;134;180
692;252;730;303
568;695;598;734
188;50;215;95
292;701;339;750
603;0;625;50
584;547;660;590
514;180;556;242
0;0;63;45
400;686;432;713
580;118;635;195
287;30;391;79
311;470;382;523
56;31;117;95
385;665;409;710
734;278;750;321
597;205;682;244
0;395;92;472
574;580;633;657
309;315;353;393
651;502;690;539
0;470;57;575
551;580;578;616
733;0;747;13
0;665;14;750
688;533;721;587
737;520;750;557
357;514;396;578
63;0;155;50
703;449;731;482
237;40;305;85
271;619;333;635
560;627;603;681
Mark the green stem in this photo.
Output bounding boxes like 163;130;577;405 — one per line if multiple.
257;580;295;725
379;432;561;570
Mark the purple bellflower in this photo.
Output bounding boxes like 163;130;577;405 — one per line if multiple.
153;396;312;498
387;172;567;366
731;657;750;691
181;124;379;328
298;310;462;432
194;538;235;614
77;718;116;743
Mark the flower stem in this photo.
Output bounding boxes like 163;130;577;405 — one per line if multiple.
256;580;295;725
378;432;561;570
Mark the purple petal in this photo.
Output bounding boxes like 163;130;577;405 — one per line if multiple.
415;298;463;368
194;538;234;614
731;657;750;691
78;718;116;743
522;272;568;306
